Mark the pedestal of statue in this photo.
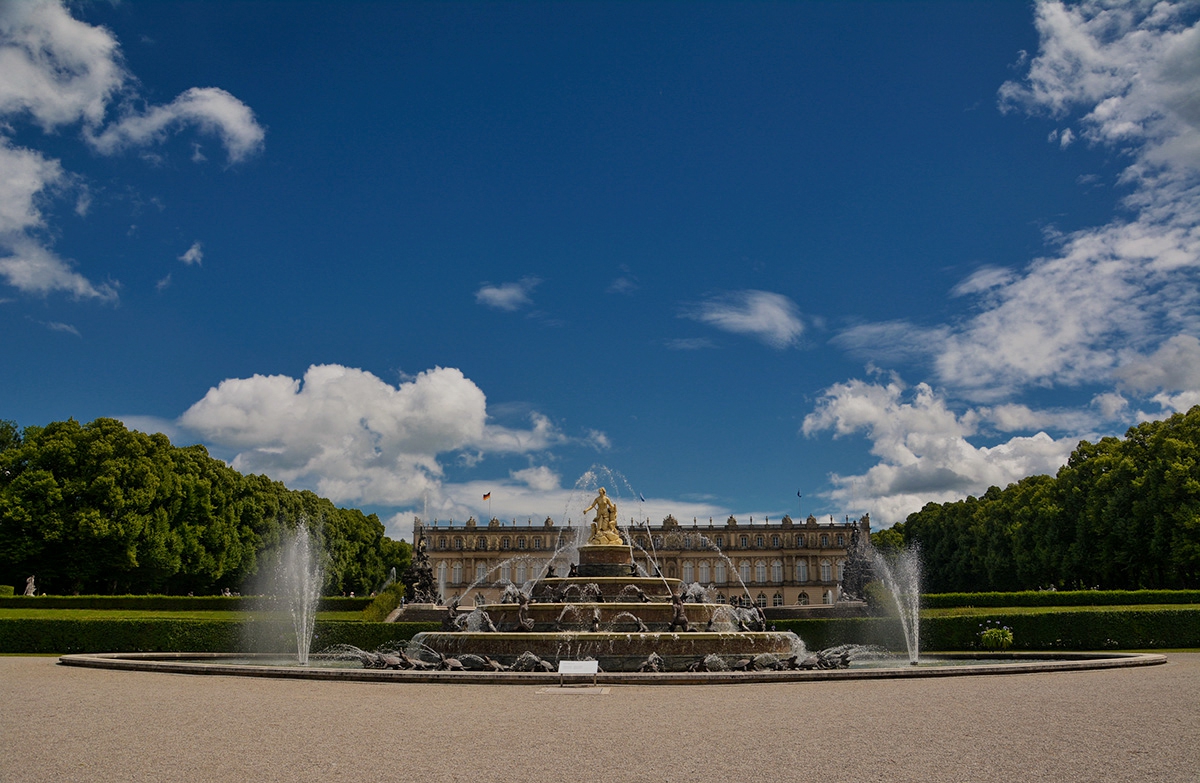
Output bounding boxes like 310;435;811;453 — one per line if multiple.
577;543;633;578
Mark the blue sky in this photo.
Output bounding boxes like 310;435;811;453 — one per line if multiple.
3;0;1199;540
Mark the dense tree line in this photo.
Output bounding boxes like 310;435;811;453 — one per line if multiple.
873;406;1200;592
0;418;410;595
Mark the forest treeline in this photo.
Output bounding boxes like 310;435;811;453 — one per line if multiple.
0;418;410;596
874;406;1200;592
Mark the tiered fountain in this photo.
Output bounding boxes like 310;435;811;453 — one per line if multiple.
410;488;803;671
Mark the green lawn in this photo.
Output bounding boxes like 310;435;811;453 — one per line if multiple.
0;608;364;622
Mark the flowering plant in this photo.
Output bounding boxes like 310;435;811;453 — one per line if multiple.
979;620;1014;650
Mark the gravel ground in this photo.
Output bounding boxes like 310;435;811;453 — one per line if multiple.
2;654;1198;783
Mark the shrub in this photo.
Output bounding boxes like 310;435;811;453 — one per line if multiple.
362;583;405;623
0;595;373;611
923;590;1200;609
979;621;1014;650
0;585;13;597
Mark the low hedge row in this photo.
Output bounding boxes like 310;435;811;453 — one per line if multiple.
0;618;438;654
0;595;373;612
922;590;1200;609
775;606;1200;651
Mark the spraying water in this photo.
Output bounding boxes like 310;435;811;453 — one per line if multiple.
872;545;921;664
278;524;323;665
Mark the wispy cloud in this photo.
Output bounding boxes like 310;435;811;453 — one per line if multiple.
178;241;203;266
42;320;80;337
475;276;541;311
664;337;716;351
0;0;263;303
681;290;803;349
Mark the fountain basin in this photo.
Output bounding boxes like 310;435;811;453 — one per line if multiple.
476;601;748;631
411;629;801;671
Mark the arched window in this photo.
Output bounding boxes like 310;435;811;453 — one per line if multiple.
797;591;809;605
716;593;726;604
796;560;809;583
698;561;710;584
754;561;767;583
771;560;783;583
515;562;527;583
475;562;487;582
773;592;784;606
837;560;846;581
500;562;511;582
821;560;832;582
739;561;751;583
451;562;463;584
436;561;447;584
756;593;768;608
682;561;694;583
714;561;727;584
501;537;510;550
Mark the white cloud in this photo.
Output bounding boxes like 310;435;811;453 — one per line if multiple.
802;378;1081;525
510;466;561;492
179;364;566;509
1114;334;1200;393
681;290;804;349
475;277;540;311
178;241;203;266
43;320;80;336
0;1;263;302
664;337;716;351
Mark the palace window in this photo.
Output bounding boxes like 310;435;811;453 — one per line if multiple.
501;537;510;550
796;560;809;583
754;561;767;584
771;560;783;583
756;593;768;608
517;537;526;550
797;592;809;605
515;562;527;583
740;535;749;548
755;535;764;548
739;561;751;583
773;592;784;607
682;561;694;583
476;562;487;582
771;535;780;548
820;534;829;547
716;593;726;604
438;537;447;549
837;560;846;581
683;535;691;549
698;561;710;584
714;536;724;549
653;536;663;548
437;562;447;584
452;562;463;584
500;563;511;582
454;537;463;550
476;537;487;550
714;561;727;584
837;534;845;546
823;590;834;605
796;535;805;549
820;560;832;582
532;537;542;550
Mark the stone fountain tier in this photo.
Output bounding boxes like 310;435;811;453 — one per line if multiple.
409;630;802;672
482;601;743;632
529;576;681;602
576;544;638;577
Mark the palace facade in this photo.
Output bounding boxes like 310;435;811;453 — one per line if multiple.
413;512;870;607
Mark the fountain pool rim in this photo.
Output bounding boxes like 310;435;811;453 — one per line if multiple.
57;650;1167;685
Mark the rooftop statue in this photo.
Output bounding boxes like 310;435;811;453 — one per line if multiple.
584;487;623;546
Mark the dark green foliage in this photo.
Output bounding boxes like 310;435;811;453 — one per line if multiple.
0;617;438;654
362;582;406;623
923;590;1200;608
0;417;410;595
0;585;13;597
890;407;1200;591
776;607;1200;651
0;594;373;611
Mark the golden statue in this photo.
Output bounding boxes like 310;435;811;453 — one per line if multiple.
584;487;622;546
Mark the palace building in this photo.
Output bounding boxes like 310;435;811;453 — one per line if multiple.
413;512;870;608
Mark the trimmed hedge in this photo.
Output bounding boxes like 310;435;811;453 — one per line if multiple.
0;595;373;612
776;606;1200;652
922;590;1200;609
0;618;438;654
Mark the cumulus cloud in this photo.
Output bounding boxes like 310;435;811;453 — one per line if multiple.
475;277;540;311
179;364;567;510
802;378;1081;525
681;290;804;349
0;0;263;302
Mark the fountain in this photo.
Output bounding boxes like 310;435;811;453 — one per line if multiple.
408;488;805;672
872;544;922;664
276;523;324;665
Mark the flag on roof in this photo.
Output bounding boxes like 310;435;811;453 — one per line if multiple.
483;492;491;501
